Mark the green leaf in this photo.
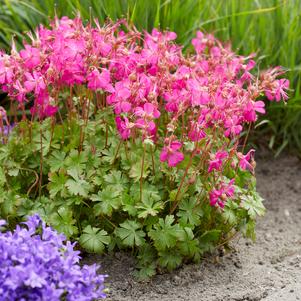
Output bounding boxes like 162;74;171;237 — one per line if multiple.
241;193;265;219
48;172;68;198
149;216;181;251
130;183;161;202
47;151;66;172
65;150;87;176
8;168;19;177
0;167;6;186
129;161;149;182
79;225;111;253
158;250;182;271
137;197;163;219
178;227;201;262
101;148;117;164
121;193;137;216
177;197;203;227
137;244;157;266
222;201;239;225
134;264;156;281
0;191;24;216
103;170;128;193
66;177;91;197
116;220;145;247
245;219;256;241
199;229;221;253
50;207;78;238
86;150;102;170
92;186;121;216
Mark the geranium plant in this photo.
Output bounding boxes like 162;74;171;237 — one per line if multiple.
0;214;106;300
0;16;288;278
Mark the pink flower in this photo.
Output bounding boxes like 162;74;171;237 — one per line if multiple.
237;149;255;171
87;69;114;93
187;79;210;106
107;81;132;114
209;179;235;208
265;78;289;102
224;116;243;137
19;45;40;69
210;46;221;58
188;123;206;142
243;100;265;122
135;118;156;133
0;57;14;85
0;106;8;124
30;92;58;118
134;103;160;135
191;31;206;54
13;80;27;103
24;72;46;95
160;140;184;167
134;103;160;119
44;105;58;117
240;60;256;82
115;116;132;140
208;151;228;173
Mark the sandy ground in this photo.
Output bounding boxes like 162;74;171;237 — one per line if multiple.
85;152;301;301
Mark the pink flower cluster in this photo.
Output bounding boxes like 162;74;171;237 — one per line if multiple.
209;179;235;208
0;17;289;208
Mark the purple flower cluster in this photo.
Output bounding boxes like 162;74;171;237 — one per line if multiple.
0;215;106;301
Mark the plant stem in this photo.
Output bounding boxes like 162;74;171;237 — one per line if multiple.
241;122;252;153
39;126;43;199
170;150;195;214
140;143;146;202
150;145;155;175
112;140;122;164
105;121;108;148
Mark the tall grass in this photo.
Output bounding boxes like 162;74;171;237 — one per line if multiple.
0;0;300;153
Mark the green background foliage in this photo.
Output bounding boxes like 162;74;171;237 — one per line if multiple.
0;0;300;153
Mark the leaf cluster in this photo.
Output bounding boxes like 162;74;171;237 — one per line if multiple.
0;115;264;279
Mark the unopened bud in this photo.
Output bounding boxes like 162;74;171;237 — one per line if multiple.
129;73;137;81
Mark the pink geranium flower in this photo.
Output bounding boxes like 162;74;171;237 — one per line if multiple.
265;78;289;102
209;179;235;208
134;103;160;119
237;149;255;171
134;103;160;136
107;80;132;114
19;45;41;69
160;140;184;167
243;101;265;122
24;71;46;95
115;116;132;140
87;68;114;93
208;151;228;173
224;116;243;137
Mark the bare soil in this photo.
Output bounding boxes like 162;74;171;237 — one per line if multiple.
85;152;301;301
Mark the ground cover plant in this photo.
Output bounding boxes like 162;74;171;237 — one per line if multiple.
0;214;106;300
0;16;288;278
